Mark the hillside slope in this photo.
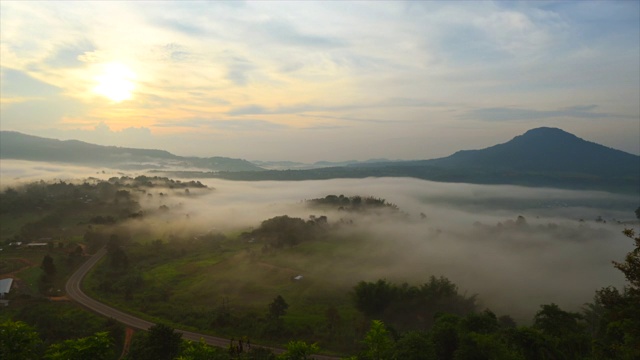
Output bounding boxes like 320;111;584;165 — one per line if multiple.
417;127;638;177
0;131;263;172
174;127;639;194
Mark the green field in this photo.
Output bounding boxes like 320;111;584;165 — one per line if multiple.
82;231;374;352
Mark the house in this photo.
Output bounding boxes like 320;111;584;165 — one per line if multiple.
26;243;48;248
0;278;13;305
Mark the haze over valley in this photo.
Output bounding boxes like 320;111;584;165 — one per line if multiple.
1;159;636;320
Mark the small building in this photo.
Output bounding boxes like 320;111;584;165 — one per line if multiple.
0;278;14;305
26;243;48;248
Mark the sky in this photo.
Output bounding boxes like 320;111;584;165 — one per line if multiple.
1;1;639;162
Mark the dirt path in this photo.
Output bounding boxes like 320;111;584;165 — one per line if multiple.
0;257;34;277
119;327;135;359
256;261;299;275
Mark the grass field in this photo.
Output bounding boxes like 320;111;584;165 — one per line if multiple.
0;245;85;296
81;232;380;352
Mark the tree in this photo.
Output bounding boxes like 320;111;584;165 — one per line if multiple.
353;279;396;317
429;314;459;360
635;206;640;220
507;327;555;360
0;320;43;360
393;331;435;360
353;277;477;331
269;295;289;320
109;247;129;271
277;340;319;360
41;254;56;276
362;320;393;360
126;323;183;360
533;304;583;337
44;332;114;360
532;303;590;359
176;339;227;360
325;306;341;332
591;228;640;359
613;229;640;290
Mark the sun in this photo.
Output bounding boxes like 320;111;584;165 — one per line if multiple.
93;63;136;102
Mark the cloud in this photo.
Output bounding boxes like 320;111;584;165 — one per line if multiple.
0;96;90;131
465;105;614;122
34;122;157;150
0;160;117;187
45;39;96;68
226;56;255;86
227;105;268;116
154;118;289;132
211;119;289;131
153;18;208;36
149;43;194;63
258;19;348;49
299;114;395;125
227;98;449;118
0;68;60;98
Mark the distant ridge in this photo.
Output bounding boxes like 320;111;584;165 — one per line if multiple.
412;127;639;177
1;128;638;194
0;131;263;172
172;127;638;194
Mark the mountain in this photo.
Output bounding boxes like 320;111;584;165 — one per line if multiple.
166;127;640;194
336;127;638;192
252;158;398;170
0;131;263;172
416;127;638;177
2;128;638;193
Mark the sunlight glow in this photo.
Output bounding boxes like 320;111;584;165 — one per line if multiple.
93;63;136;102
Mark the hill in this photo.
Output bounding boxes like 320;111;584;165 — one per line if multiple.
0;131;263;172
413;127;639;177
2;128;637;193
163;128;640;194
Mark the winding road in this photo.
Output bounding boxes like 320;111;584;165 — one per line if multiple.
66;248;339;359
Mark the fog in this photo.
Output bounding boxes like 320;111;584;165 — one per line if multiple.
2;159;638;323
119;174;639;322
0;160;118;188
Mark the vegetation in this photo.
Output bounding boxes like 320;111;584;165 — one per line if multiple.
353;277;478;332
242;215;329;248
0;175;207;244
126;323;183;360
1;177;638;358
307;195;400;214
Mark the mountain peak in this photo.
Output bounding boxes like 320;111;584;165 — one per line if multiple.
510;127;581;146
520;127;577;139
423;127;638;177
523;127;569;135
